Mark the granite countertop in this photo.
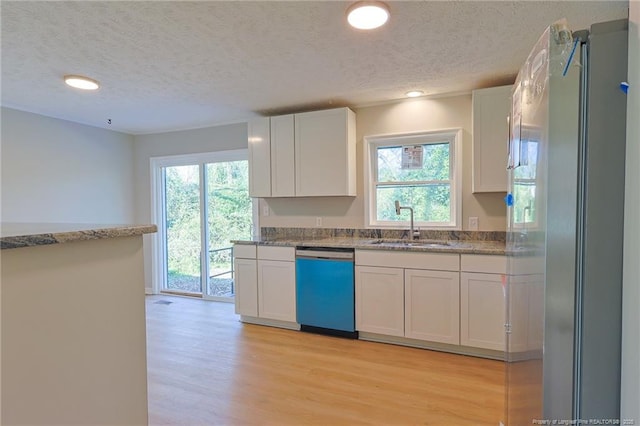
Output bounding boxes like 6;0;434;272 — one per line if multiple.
0;223;158;250
232;237;507;255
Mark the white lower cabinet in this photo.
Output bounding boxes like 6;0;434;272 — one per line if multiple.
234;258;258;316
257;260;296;322
507;273;545;353
355;266;404;337
405;269;460;344
355;251;460;346
233;245;296;326
235;245;511;357
460;272;505;351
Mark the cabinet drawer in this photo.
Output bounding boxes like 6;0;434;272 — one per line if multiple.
461;254;507;274
234;244;256;259
257;245;295;261
356;250;459;271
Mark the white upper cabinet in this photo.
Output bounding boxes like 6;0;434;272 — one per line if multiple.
248;107;356;197
270;114;295;197
294;107;357;197
472;85;512;193
248;117;271;197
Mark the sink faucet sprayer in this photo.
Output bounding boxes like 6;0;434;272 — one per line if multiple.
394;201;420;240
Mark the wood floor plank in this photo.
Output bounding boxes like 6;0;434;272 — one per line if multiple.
146;295;504;425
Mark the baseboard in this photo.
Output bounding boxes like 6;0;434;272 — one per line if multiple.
358;332;505;361
239;315;300;331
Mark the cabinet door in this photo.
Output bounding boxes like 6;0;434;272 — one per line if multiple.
507;273;544;354
471;85;512;193
355;266;404;337
270;114;295;197
257;260;296;322
294;108;356;196
248;117;271;197
234;258;258;316
405;269;460;344
460;272;505;350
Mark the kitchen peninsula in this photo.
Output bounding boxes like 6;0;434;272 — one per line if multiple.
1;223;156;425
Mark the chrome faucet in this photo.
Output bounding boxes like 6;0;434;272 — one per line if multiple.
395;201;420;240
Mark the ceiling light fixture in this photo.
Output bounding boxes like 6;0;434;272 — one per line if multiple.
347;1;390;30
64;75;100;90
406;90;424;98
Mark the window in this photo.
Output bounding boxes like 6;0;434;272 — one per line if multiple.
365;129;462;229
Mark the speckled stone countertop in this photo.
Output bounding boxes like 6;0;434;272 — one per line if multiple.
232;237;507;255
0;223;158;250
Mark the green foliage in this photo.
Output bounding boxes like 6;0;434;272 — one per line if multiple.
166;165;201;279
375;143;452;223
164;161;252;286
206;161;252;249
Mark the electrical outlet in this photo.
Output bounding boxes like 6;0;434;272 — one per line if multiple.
468;216;479;231
262;205;270;216
315;217;322;227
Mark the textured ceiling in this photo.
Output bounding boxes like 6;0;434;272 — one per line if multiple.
1;1;629;135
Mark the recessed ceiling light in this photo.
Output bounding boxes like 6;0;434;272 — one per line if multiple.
347;1;390;30
64;75;100;90
406;90;424;98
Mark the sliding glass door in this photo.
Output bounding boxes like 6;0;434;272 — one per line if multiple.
152;150;255;301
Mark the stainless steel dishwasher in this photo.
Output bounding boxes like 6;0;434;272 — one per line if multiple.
295;247;357;338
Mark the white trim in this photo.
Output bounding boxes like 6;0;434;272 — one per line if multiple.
149;149;254;295
363;128;463;230
200;164;209;297
239;316;301;331
149;159;167;295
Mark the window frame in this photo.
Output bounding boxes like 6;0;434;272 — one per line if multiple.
364;129;463;230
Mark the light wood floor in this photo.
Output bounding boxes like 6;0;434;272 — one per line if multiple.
146;295;505;425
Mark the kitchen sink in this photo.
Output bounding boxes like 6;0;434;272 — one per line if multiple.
365;239;452;248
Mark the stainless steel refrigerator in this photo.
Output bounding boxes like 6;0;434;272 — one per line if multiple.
504;18;628;424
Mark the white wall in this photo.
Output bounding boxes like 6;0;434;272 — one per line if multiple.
132;123;248;291
259;95;507;231
1;107;134;223
621;0;639;420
